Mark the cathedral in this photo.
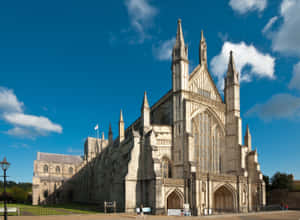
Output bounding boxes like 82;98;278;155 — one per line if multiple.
32;19;266;215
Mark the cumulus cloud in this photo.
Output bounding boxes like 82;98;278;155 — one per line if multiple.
210;41;275;89
262;16;279;34
152;38;175;61
125;0;157;42
6;127;43;139
288;62;300;90
4;113;62;133
229;0;267;14
246;93;300;121
0;87;62;138
0;87;23;113
272;0;300;56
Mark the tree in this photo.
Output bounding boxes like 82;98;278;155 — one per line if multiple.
263;175;271;192
10;186;28;203
271;172;293;191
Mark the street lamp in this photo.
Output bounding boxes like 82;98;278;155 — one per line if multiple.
0;157;10;220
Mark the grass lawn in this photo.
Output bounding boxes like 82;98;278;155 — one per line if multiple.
0;203;99;216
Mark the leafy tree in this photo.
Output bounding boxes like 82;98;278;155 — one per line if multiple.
263;175;271;192
271;172;293;191
10;186;28;203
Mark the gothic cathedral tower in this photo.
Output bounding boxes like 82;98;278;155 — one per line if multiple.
172;19;189;178
224;51;242;174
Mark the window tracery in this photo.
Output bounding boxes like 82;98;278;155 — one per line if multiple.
192;110;223;173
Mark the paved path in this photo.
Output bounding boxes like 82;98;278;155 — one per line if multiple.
4;210;300;220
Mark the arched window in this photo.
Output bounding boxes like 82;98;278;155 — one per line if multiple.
69;167;73;175
43;165;48;173
192;110;224;173
162;158;172;178
56;166;60;174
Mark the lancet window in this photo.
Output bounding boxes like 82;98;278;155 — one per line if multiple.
162;158;172;178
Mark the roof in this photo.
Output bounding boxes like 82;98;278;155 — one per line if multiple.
37;152;83;165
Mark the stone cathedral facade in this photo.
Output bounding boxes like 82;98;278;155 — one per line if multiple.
32;19;266;215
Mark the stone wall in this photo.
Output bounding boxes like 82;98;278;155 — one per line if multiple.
269;189;300;209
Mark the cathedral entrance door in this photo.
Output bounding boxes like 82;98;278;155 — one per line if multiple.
167;190;183;210
213;185;234;213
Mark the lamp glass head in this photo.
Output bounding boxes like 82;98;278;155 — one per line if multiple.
0;157;10;171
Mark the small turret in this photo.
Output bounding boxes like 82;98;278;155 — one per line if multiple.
244;124;252;150
172;19;187;62
108;123;113;145
224;51;242;173
225;51;240;86
225;51;240;117
199;30;207;67
141;91;150;128
172;19;189;92
119;109;125;142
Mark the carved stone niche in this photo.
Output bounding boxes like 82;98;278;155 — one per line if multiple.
202;182;206;192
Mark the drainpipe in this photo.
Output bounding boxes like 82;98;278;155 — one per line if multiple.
247;176;250;212
207;173;210;214
237;176;240;213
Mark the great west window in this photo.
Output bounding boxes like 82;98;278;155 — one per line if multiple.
192;110;223;173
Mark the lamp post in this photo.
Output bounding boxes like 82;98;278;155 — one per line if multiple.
0;157;10;220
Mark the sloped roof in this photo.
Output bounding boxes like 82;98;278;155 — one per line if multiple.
37;152;83;165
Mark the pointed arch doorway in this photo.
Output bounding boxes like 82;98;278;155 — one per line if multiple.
213;185;235;213
167;190;183;210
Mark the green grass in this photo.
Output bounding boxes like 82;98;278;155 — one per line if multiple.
0;203;99;216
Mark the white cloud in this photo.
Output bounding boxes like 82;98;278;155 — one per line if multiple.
0;87;62;138
210;41;275;89
125;0;157;42
6;127;41;139
280;0;295;15
262;16;278;34
246;93;300;121
152;38;175;61
4;113;62;133
289;62;300;90
272;0;300;56
0;87;23;113
229;0;267;14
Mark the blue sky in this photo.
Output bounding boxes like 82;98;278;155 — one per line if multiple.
0;0;300;182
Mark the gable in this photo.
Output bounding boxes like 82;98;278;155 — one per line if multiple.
188;65;223;102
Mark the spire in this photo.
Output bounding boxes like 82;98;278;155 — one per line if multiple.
172;19;188;62
108;123;113;145
244;124;252;150
175;19;185;47
201;30;205;42
141;91;150;128
226;51;239;86
228;51;237;76
109;123;112;133
142;91;150;110
199;30;207;67
246;124;250;136
102;132;105;140
119;109;124;122
119;109;125;142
